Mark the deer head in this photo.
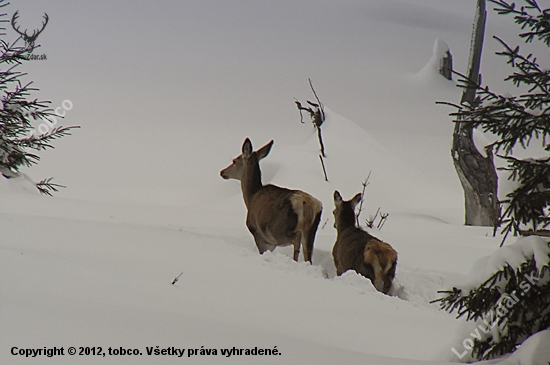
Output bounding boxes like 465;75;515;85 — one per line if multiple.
220;139;273;181
12;11;49;51
333;190;362;232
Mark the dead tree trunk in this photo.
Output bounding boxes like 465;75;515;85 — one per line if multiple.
452;0;500;227
440;50;453;80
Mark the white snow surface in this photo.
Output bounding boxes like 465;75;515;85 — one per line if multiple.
458;236;550;291
473;128;492;158
498;330;550;365
2;1;550;365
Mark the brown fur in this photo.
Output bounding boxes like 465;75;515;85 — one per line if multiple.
220;138;323;263
332;190;397;294
364;239;397;293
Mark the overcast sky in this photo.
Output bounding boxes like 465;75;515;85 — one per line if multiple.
7;0;478;131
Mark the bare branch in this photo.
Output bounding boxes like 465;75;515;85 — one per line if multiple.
308;78;325;123
319;154;328;182
378;212;390;229
171;272;183;285
296;79;328;177
366;207;380;229
355;172;371;226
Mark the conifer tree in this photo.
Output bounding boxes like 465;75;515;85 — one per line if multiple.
446;0;550;241
0;1;77;195
435;1;550;360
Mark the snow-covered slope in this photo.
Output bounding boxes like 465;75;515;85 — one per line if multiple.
1;106;505;365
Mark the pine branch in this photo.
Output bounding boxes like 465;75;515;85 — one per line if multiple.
490;0;550;45
448;70;550;154
36;177;65;196
494;35;550;99
496;155;550;237
433;253;550;360
22;125;80;151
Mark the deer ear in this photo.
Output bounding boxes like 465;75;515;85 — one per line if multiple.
242;138;253;158
333;190;343;206
256;140;273;160
350;193;362;209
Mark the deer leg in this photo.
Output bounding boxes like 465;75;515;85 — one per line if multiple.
291;231;302;261
303;239;312;263
251;232;275;255
254;237;269;254
382;261;397;294
333;258;340;275
304;210;322;264
248;224;269;254
300;231;312;264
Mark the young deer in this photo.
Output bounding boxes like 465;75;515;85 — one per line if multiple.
332;190;397;294
220;138;323;263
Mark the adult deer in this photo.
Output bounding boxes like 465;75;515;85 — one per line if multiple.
332;191;397;294
220;138;322;263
